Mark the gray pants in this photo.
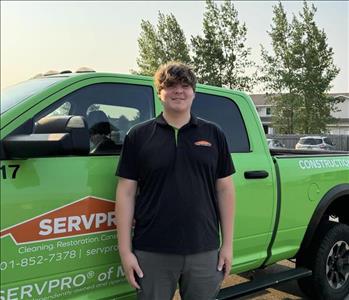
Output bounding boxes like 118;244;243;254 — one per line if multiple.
134;249;224;300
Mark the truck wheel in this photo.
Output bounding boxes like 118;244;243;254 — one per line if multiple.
297;222;349;300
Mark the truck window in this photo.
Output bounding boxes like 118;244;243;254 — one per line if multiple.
86;104;141;145
46;102;71;117
43;83;153;154
31;83;154;155
192;93;250;153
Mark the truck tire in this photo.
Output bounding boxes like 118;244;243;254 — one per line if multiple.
297;222;349;300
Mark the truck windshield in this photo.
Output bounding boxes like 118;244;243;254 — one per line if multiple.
1;77;65;114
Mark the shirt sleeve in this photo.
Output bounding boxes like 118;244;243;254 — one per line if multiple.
115;130;139;180
216;128;235;178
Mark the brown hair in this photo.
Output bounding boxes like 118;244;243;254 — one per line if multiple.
154;61;197;94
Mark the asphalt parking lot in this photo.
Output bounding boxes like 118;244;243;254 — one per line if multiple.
173;260;308;300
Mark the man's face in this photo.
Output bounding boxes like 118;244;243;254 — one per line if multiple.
159;82;195;114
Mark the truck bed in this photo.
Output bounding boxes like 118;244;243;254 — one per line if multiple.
269;148;349;156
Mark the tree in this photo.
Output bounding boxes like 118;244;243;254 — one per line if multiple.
135;20;162;76
135;12;191;76
191;0;255;90
260;1;340;134
259;2;300;133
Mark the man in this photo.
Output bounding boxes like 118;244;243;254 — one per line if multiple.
115;62;235;300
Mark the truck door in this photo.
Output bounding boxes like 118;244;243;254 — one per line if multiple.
0;80;154;300
191;91;275;272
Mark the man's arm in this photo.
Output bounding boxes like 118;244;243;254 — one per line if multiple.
115;177;143;289
216;175;236;278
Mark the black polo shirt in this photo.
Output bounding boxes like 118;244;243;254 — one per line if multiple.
116;113;235;255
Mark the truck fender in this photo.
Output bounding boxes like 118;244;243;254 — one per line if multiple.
297;183;349;256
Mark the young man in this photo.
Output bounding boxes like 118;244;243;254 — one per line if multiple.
115;62;235;300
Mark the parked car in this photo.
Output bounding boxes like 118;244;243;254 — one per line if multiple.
267;138;286;149
295;136;336;151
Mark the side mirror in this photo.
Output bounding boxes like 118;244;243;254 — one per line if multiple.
2;116;90;159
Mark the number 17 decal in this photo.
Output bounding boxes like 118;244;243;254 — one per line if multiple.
0;164;20;180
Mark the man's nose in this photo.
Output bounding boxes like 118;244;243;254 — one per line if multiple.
174;85;184;93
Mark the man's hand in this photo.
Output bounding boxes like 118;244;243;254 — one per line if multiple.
120;252;144;289
216;175;235;279
217;245;232;278
116;178;141;289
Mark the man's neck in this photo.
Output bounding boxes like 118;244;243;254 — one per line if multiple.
162;111;191;129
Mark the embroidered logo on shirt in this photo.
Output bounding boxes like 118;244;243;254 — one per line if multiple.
194;140;212;147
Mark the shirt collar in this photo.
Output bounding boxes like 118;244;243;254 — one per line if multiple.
155;112;198;127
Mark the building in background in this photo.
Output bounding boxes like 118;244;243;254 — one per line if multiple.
250;93;349;135
328;94;349;135
250;94;274;134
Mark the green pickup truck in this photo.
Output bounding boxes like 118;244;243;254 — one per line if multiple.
1;71;348;300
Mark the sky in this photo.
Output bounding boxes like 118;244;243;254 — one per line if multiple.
1;1;348;93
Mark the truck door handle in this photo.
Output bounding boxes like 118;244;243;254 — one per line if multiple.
244;170;269;179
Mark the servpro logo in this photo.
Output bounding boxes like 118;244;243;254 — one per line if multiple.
0;197;116;245
194;140;212;147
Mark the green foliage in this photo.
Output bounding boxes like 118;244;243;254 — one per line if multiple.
135;12;191;76
191;0;255;90
260;1;340;134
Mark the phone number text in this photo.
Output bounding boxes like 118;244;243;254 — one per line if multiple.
0;250;81;271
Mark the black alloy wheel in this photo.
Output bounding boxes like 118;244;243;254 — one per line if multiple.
326;240;349;290
297;222;349;300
